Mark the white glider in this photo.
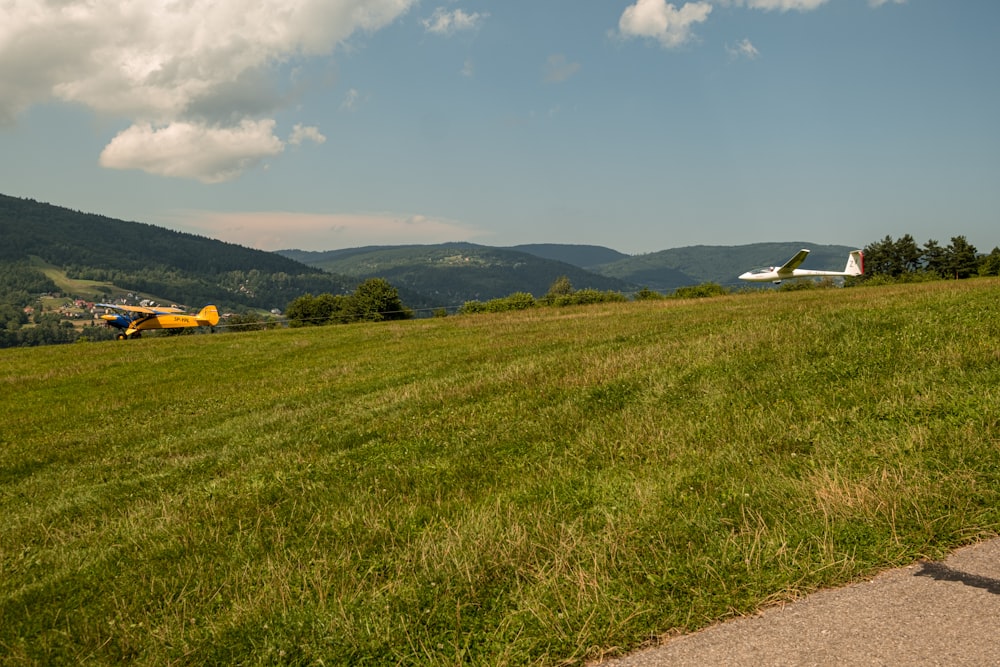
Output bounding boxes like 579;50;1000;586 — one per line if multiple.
739;249;864;283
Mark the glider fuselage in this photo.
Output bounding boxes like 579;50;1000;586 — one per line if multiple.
738;249;864;284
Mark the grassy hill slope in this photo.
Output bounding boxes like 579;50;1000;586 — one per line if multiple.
3;279;999;664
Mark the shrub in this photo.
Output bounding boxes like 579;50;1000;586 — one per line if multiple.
550;289;627;307
672;282;728;299
458;300;487;315
459;292;536;314
633;287;666;301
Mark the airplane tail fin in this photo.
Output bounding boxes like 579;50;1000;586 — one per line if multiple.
196;305;220;327
844;250;864;276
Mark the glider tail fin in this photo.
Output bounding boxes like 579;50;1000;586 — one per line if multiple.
845;250;864;276
196;305;220;327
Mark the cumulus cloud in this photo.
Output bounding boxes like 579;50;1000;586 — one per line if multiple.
746;0;827;10
715;0;829;10
99;120;285;183
727;38;760;59
422;7;488;36
289;124;326;146
0;0;417;181
618;0;713;49
340;88;368;111
544;54;581;84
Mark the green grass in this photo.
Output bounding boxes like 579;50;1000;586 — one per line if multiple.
2;279;1000;665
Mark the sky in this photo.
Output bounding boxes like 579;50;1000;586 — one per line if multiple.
1;0;998;255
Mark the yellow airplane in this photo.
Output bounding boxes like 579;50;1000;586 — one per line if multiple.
98;303;220;339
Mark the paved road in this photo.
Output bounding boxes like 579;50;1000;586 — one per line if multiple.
594;537;1000;666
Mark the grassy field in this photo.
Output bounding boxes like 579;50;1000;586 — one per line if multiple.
2;279;999;665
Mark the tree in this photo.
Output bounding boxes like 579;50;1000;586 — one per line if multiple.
862;236;896;277
894;234;923;274
285;293;321;327
979;247;1000;277
922;239;947;277
541;276;574;305
315;293;351;324
943;236;979;279
348;278;411;322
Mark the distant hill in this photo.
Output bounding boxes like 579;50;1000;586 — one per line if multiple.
281;241;863;304
0;194;354;311
278;243;638;306
3;192;862;316
506;244;628;270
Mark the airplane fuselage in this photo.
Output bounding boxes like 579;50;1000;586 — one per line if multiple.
738;249;864;284
98;304;220;339
738;268;857;283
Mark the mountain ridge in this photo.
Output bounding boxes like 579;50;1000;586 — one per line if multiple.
279;241;858;293
3;193;858;313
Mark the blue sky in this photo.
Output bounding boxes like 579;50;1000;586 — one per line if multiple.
2;0;997;255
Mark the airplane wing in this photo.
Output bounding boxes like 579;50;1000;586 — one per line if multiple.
96;303;184;315
97;303;131;312
777;249;810;274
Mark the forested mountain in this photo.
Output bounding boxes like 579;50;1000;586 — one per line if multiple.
283;241;860;296
507;244;629;270
0;193;354;311
279;243;638;305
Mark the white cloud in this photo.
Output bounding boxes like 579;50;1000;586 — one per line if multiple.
340;88;367;111
289;124;326;146
0;0;417;180
746;0;827;10
544;54;581;84
618;0;713;49
422;7;488;36
461;59;476;78
99;120;285;183
716;0;829;11
727;38;760;59
868;0;906;7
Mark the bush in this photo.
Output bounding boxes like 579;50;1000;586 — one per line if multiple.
458;300;487;315
459;292;536;314
778;278;843;291
491;292;536;312
672;283;728;299
224;312;279;332
633;287;666;301
549;289;627;307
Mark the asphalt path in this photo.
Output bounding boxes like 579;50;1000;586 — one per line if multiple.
593;537;1000;666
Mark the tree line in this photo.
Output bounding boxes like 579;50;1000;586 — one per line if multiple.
861;235;999;280
283;278;413;326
